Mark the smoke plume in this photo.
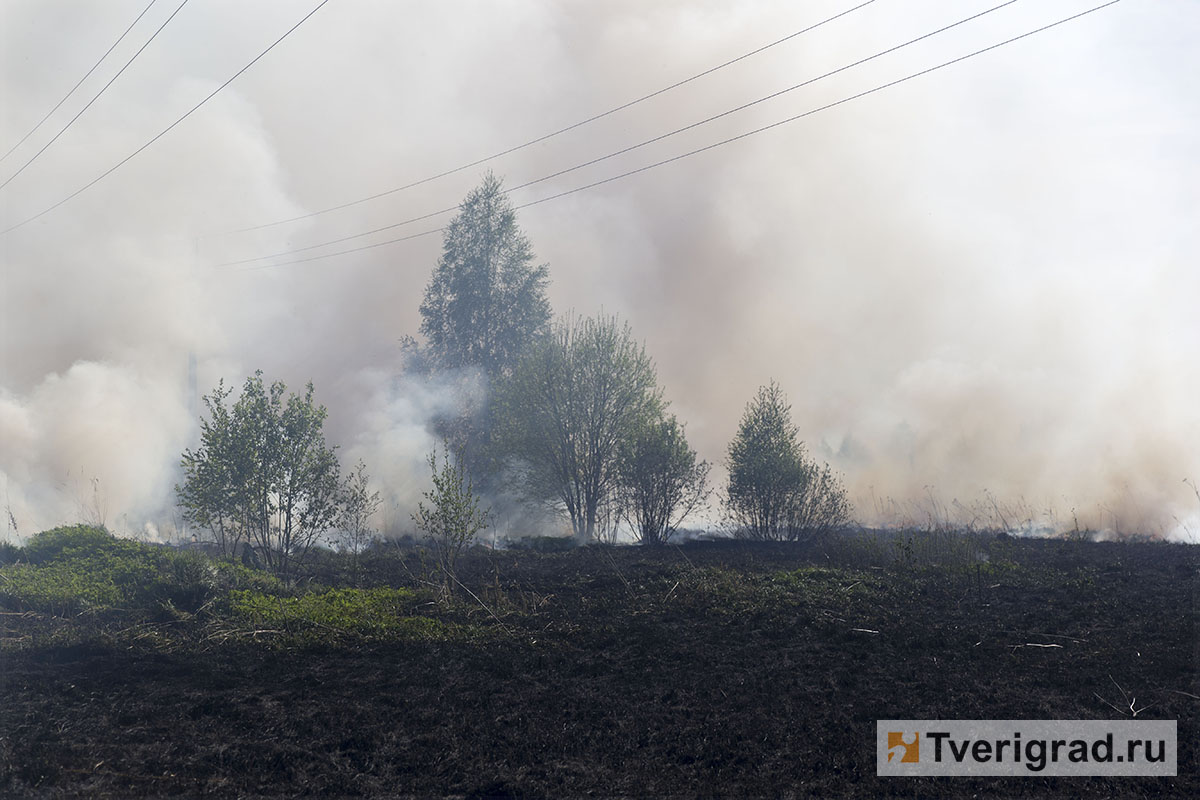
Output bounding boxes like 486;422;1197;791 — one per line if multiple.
2;1;1196;541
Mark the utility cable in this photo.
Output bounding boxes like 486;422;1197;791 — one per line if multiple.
225;0;1017;266
0;0;335;237
0;0;188;191
0;0;161;167
232;0;881;233
236;0;1122;272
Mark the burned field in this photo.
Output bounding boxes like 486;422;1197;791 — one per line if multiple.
1;530;1197;798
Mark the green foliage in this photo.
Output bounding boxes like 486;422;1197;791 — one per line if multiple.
177;372;343;579
419;172;552;380
0;526;217;616
495;313;662;541
211;558;289;595
1;562;127;615
725;381;850;540
616;413;710;546
415;173;553;487
21;524;124;564
175;380;244;558
331;459;382;577
229;587;439;637
412;445;490;598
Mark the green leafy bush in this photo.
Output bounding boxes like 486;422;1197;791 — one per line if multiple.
0;525;218;616
0;541;20;565
211;559;288;595
22;524;135;564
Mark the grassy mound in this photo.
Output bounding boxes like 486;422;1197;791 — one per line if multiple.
0;525;217;616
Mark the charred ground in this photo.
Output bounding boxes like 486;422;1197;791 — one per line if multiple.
1;531;1196;798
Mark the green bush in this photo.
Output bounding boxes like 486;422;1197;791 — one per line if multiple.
22;524;132;564
211;559;289;595
0;525;219;616
0;541;20;565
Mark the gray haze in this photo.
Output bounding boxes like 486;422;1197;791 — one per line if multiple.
1;0;1197;540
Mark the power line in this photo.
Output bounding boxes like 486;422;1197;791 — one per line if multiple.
236;0;1123;273
235;228;445;272
0;0;161;167
0;0;336;238
0;0;189;192
231;0;881;234
225;0;1018;267
507;0;1016;194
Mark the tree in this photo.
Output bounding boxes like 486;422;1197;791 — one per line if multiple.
616;413;710;546
178;379;243;558
495;313;662;542
412;444;490;600
419;172;552;380
270;379;343;579
177;372;343;579
332;460;382;584
416;172;553;482
725;381;850;540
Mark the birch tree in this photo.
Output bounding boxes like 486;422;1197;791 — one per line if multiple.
496;314;661;542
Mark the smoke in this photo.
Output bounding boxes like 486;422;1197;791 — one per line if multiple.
1;1;1196;541
332;367;487;538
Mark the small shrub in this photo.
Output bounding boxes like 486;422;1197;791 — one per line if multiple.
211;559;289;595
725;382;850;540
412;445;490;599
157;550;219;611
0;541;20;565
22;524;123;564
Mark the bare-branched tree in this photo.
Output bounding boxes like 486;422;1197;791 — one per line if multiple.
332;459;382;584
495;313;661;543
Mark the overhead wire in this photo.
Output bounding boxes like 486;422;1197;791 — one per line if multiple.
0;0;336;238
231;0;881;234
0;0;189;192
0;0;161;167
225;0;1019;267
235;0;1124;273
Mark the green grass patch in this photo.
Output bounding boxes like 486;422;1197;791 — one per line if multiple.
773;565;878;595
229;586;445;638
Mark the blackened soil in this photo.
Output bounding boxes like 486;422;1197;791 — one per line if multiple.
1;537;1196;798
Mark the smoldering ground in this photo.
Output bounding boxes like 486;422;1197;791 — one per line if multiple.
1;1;1196;539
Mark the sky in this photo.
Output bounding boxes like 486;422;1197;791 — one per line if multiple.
1;0;1197;541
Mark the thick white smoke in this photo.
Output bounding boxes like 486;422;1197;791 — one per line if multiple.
1;1;1196;541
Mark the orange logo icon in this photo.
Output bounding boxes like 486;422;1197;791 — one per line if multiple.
888;732;920;763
